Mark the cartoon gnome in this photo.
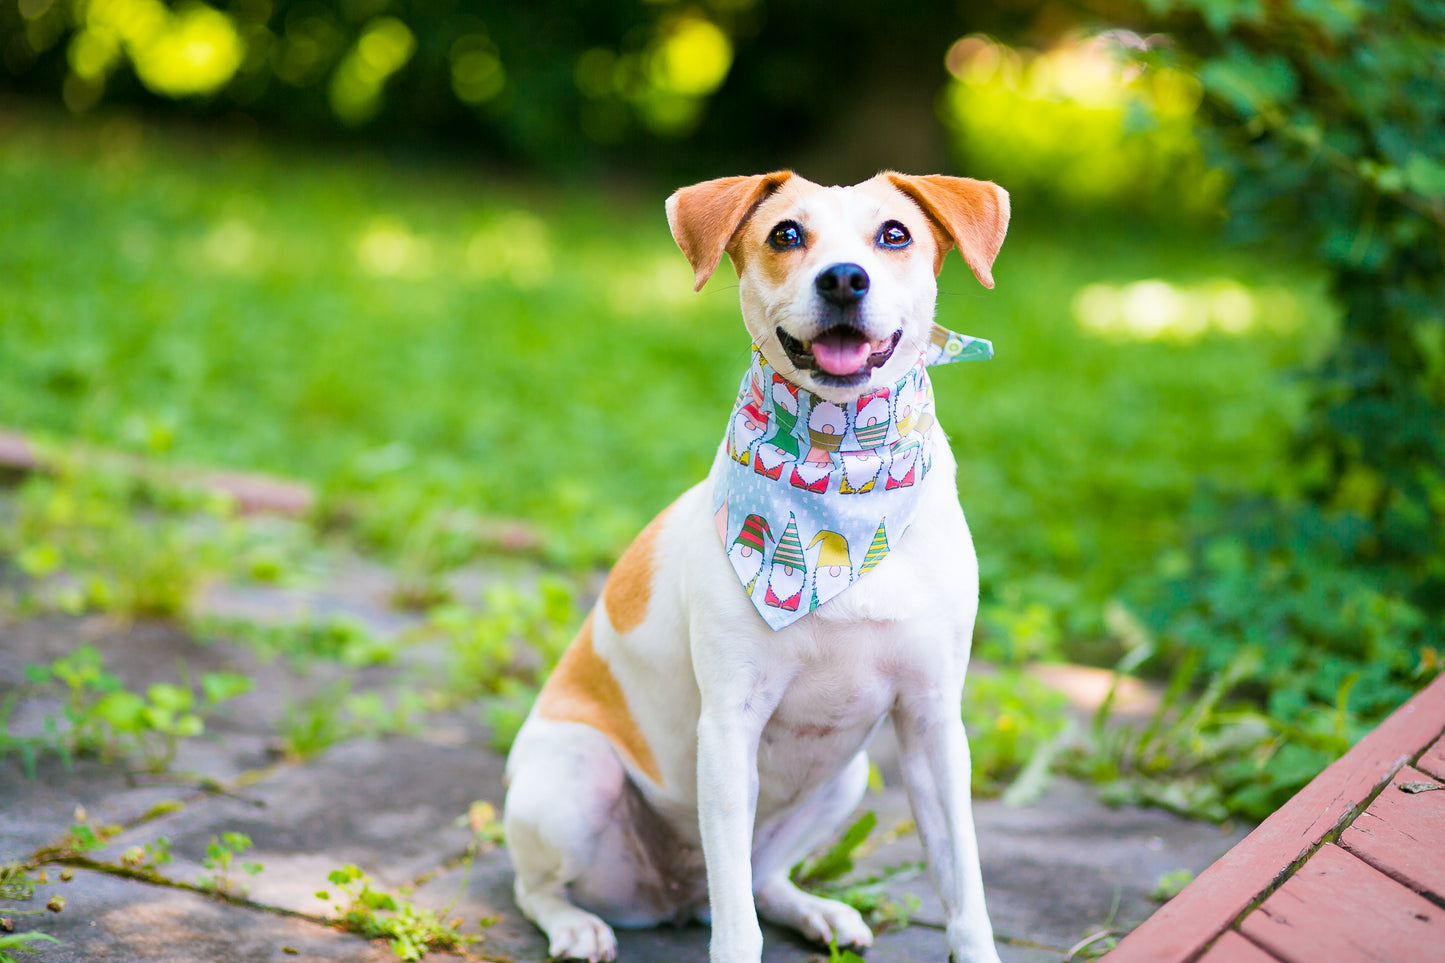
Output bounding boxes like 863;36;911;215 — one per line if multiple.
755;375;802;480
729;369;770;465
792;400;847;493
807;530;853;609
764;514;807;612
728;513;773;594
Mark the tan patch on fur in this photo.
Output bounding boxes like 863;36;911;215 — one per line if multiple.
884;172;1010;286
667;171;794;290
601;504;671;633
537;612;663;785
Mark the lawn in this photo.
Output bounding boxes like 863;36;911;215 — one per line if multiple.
0;105;1334;650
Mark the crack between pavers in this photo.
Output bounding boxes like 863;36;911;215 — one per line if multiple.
29;853;333;926
23;855;517;963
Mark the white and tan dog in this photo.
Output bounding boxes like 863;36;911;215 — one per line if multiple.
503;170;1009;963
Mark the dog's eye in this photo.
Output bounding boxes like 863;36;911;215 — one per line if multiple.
878;221;911;248
768;222;804;250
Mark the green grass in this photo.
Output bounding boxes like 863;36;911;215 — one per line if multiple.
0;106;1333;647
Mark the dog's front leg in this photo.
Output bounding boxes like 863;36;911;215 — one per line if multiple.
695;663;791;963
893;690;1001;963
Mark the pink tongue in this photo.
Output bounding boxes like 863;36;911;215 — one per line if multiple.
811;335;872;376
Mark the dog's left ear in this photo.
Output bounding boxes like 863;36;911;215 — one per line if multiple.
666;171;793;292
885;173;1010;288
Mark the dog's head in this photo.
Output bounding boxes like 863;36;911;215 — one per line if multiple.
667;171;1009;403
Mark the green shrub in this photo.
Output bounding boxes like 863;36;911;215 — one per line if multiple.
1111;0;1444;818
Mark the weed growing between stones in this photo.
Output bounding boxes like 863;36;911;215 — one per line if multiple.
1150;869;1194;903
791;812;924;933
826;942;867;963
277;682;427;762
0;931;59;963
420;578;579;752
1;646;253;777
317;864;486;962
1062;640;1360;823
197;833;263;897
119;838;174;878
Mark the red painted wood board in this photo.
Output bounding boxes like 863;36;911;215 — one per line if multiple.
1194;930;1282;963
1418;734;1445;783
1104;671;1445;963
1339;765;1445;901
1238;843;1444;963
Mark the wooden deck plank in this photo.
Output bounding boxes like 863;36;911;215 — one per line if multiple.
1195;930;1282;963
1238;843;1444;963
1103;672;1445;963
1417;734;1445;783
1339;765;1445;901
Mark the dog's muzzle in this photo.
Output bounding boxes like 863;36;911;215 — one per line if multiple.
776;263;902;385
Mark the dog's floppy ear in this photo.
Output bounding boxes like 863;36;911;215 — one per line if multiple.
666;171;793;292
885;173;1010;288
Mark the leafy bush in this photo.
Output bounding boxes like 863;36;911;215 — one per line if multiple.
1110;0;1445;818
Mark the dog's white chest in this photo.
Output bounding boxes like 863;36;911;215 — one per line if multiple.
755;634;896;809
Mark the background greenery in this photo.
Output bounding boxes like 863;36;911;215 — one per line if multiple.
2;0;1442;824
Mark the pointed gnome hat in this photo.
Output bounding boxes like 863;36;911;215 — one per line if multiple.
807;530;851;569
772;515;805;569
858;520;889;574
733;513;772;552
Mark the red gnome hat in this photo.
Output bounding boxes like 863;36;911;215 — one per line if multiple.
733;513;772;552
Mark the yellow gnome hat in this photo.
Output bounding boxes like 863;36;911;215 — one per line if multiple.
807;530;851;569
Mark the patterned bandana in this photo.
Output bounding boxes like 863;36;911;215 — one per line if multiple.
712;323;992;630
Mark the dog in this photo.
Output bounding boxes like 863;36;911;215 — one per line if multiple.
503;170;1009;963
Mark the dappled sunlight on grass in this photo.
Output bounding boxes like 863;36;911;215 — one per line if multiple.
1072;278;1306;342
357;220;435;279
464;212;552;288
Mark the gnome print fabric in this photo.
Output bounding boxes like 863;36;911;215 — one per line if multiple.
713;323;992;631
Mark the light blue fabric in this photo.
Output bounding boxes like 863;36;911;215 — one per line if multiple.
712;323;992;630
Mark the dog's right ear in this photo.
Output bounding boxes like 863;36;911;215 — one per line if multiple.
666;171;793;292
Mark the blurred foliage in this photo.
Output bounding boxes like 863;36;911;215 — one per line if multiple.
941;31;1222;215
962;667;1069;798
1108;0;1445;818
0;462;232;618
0;0;1081;177
3;0;1227;185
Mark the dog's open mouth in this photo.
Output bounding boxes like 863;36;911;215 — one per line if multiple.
776;326;901;382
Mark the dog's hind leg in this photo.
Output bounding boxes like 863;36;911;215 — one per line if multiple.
749;750;874;949
504;720;626;963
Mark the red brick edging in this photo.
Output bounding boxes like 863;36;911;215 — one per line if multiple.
1105;670;1445;962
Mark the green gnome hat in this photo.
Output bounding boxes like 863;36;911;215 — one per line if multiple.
807;530;851;569
733;513;772;552
772;514;806;569
859;520;889;574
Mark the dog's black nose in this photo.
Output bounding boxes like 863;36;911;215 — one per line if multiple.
815;263;869;306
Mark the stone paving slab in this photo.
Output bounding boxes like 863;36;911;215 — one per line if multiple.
87;735;507;916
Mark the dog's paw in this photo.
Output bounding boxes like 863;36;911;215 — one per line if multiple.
756;880;873;949
545;910;618;962
946;921;1001;963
